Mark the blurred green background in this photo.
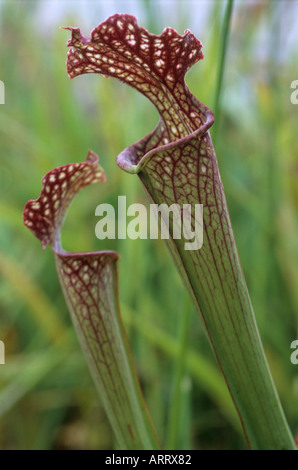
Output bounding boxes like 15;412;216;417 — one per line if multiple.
0;0;297;450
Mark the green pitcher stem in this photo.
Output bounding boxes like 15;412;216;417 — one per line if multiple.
55;251;161;450
131;130;295;450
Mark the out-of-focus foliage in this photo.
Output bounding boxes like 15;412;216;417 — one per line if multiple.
0;0;297;450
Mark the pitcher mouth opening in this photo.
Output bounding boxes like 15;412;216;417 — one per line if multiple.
116;106;214;175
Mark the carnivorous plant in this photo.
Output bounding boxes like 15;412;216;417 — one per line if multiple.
23;14;295;450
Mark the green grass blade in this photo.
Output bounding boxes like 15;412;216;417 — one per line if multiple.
165;295;191;450
211;0;234;144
